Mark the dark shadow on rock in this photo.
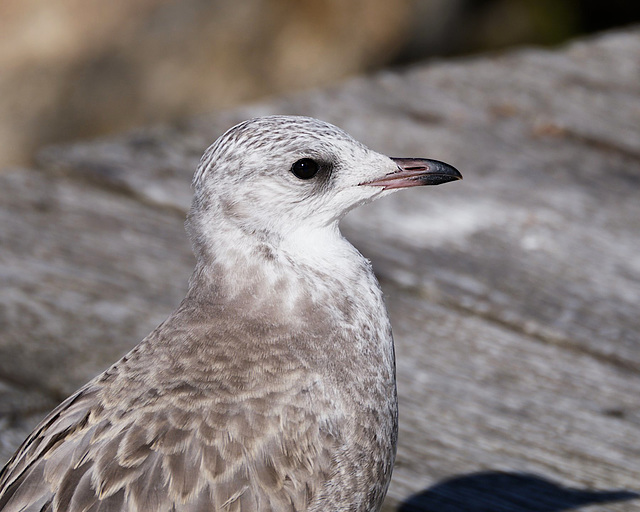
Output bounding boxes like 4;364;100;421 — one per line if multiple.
398;471;639;512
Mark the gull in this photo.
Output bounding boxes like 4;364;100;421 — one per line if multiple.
0;116;461;512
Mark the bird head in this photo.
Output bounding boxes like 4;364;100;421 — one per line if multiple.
189;116;461;248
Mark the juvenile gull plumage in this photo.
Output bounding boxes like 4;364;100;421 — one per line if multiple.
0;116;461;511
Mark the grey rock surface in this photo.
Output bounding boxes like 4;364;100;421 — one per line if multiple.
1;28;639;510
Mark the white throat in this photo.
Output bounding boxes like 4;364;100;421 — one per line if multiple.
189;211;383;324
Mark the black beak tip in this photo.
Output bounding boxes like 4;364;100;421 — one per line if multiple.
421;159;463;184
421;167;463;185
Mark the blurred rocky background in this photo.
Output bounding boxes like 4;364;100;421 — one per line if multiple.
1;0;639;168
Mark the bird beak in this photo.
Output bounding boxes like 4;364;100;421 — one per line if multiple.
361;158;462;190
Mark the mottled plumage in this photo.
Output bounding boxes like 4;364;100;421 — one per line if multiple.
0;116;461;511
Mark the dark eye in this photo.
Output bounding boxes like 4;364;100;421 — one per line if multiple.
291;158;319;180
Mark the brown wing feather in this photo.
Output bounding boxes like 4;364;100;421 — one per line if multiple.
0;381;340;512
